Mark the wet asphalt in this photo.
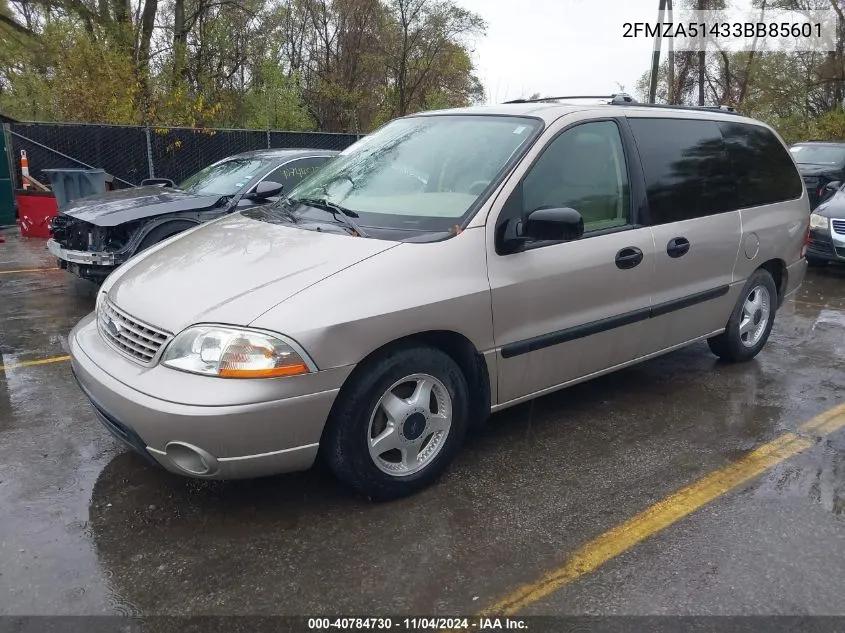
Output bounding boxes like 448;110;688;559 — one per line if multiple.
1;227;845;616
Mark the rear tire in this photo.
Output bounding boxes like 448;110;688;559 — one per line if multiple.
321;345;469;501
807;256;829;268
707;269;778;363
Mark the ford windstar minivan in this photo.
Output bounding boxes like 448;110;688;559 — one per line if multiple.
69;96;810;500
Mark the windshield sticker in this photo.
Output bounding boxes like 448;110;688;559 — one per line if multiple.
513;125;528;135
279;166;320;179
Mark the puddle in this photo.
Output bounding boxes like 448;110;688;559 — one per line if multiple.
815;309;845;329
756;438;845;516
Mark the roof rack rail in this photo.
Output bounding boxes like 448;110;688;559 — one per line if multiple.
504;93;636;104
502;94;744;116
619;103;744;116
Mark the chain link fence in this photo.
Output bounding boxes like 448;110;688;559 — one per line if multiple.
7;122;362;189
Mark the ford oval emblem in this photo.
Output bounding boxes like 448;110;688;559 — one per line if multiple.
105;316;121;337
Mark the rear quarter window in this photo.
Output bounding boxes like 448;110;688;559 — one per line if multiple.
718;122;803;207
628;117;738;225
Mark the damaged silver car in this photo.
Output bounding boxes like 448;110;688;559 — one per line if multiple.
48;148;336;283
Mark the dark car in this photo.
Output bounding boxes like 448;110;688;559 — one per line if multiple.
806;183;845;267
47;148;337;283
789;141;845;209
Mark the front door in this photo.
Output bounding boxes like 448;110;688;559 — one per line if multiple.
487;117;656;406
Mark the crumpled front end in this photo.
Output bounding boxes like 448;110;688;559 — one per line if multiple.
49;214;140;283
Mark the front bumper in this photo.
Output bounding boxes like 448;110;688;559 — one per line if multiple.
807;225;845;262
48;238;118;283
47;238;118;266
69;312;351;479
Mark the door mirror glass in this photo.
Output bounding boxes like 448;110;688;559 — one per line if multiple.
524;207;585;241
246;180;284;200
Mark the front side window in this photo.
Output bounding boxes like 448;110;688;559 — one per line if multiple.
629;118;737;225
179;158;272;196
520;120;631;233
264;157;330;190
281;115;542;233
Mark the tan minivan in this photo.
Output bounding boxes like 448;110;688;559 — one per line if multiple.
69;97;810;499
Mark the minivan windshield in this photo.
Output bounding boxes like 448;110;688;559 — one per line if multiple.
789;144;845;166
178;158;272;196
278;115;542;233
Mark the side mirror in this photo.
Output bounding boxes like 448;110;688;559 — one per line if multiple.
246;180;284;200
823;181;841;194
498;207;585;254
141;178;176;188
524;207;585;241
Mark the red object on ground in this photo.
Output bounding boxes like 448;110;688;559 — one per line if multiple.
15;191;59;239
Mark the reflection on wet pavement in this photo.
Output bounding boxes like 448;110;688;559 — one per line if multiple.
2;229;845;616
761;434;845;516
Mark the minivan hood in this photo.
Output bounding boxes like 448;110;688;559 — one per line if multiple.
104;213;399;333
61;186;226;227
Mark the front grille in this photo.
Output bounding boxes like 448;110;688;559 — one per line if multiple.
97;297;171;365
832;219;845;235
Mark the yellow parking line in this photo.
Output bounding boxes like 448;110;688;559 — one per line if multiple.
0;355;71;372
0;267;59;275
480;404;845;616
801;401;845;436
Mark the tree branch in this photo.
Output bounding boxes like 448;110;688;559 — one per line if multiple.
0;12;38;37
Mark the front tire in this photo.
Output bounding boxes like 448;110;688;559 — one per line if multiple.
136;221;197;253
707;269;777;363
322;345;469;501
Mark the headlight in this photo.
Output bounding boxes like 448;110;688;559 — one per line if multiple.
161;325;315;378
810;213;829;230
95;289;106;314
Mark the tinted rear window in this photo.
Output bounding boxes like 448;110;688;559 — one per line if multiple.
719;122;803;207
628;118;737;225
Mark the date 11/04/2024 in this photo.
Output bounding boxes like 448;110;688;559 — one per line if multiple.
623;21;823;39
307;617;528;630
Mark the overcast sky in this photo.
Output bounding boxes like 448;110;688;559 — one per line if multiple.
457;0;760;103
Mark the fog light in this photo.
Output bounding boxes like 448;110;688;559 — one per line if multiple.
164;442;218;476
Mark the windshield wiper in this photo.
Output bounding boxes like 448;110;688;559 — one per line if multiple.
291;197;369;237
